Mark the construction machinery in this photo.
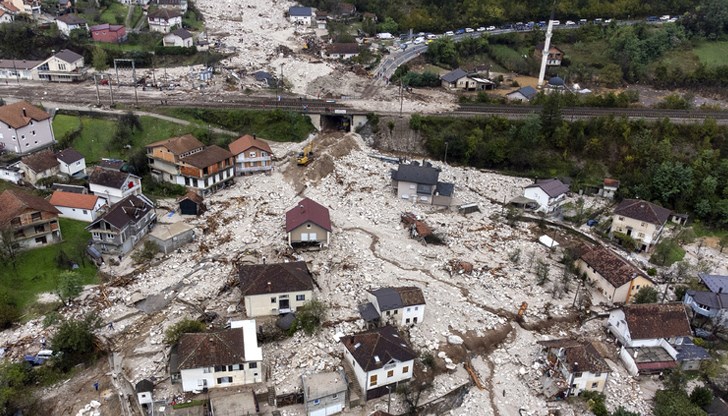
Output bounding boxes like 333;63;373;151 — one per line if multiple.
297;142;314;166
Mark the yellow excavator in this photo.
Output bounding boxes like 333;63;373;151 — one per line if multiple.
297;142;314;166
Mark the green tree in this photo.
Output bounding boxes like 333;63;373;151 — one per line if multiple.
164;319;206;344
0;289;20;329
611;407;641;416
288;300;327;335
377;17;398;34
0;225;20;273
540;92;563;140
51;316;99;371
689;386;713;407
633;286;659;304
654;389;706;416
0;362;34;415
361;16;377;36
91;46;109;71
56;271;83;305
426;37;457;68
652;161;694;210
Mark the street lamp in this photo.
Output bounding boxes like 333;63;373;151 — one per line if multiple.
444;141;449;164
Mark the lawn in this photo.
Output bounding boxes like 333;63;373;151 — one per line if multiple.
52;114;214;163
0;218;98;312
99;2;128;25
693;41;728;68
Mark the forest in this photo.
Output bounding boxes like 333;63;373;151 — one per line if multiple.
411;96;728;227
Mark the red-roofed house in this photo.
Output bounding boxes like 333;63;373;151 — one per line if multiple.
0;100;55;155
0;189;62;249
285;198;331;248
90;23;127;43
49;191;106;222
228;134;273;175
576;244;654;304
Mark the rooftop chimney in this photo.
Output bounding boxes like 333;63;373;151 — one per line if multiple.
22;108;27;117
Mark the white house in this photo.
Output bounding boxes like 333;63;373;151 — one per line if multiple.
575;244;655;304
88;166;142;204
49;191;106;222
0;162;23;184
390;161;455;206
607;303;692;375
288;6;313;25
147;8;182;33
537;338;610;397
162;28;193;47
34;49;87;82
684;290;728;329
228;134;274;175
506;86;538;102
0;9;14;24
19;150;59;186
611;199;671;252
322;43;360;60
55;147;86;177
238;261;314;317
173;320;263;392
135;379;154;408
302;371;348;416
0;100;55;155
523;178;569;214
55;14;88;36
0;59;41;81
363;286;426;326
341;326;416;401
600;178;620;199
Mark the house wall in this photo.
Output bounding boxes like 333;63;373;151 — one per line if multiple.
0;119;55;155
7;208;62;249
395;181;433;204
570;371;608;395
148;16;182;33
20;164;59;185
432;194;452;207
163;35;192;47
0;66;35;81
618;347;640;376
88;210;155;256
149;228;195;254
305;392;346;416
179;166;234;195
0;167;23;184
506;92;529;102
611;215;663;251
455;77;476;90
343;347;368;397
180;362;263;392
58;157;86;176
290;15;312;25
524;187;564;213
89;177;141;204
234;149;272;175
55;200;104;222
289;222;329;245
577;259;653;304
244;290;313;317
683;293;719;318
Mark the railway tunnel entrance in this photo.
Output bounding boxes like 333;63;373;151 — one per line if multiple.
320;114;352;131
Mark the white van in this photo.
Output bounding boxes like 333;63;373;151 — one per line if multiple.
376;32;394;40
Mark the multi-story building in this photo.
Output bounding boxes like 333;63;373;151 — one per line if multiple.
34;49;87;82
89;166;142;204
85;194;156;256
0;100;55;155
537;338;610;397
611;199;671;252
228;134;273;175
0;189;62;249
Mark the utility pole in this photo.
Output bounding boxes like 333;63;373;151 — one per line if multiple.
93;74;100;106
108;78;115;106
399;78;404;117
444;141;449;164
132;59;138;107
537;0;558;89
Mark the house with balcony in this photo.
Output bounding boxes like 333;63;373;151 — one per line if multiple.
147;8;182;33
611;199;671;252
360;287;425;327
390;160;454;206
19;149;59;186
147;134;205;181
86;194;156;256
89;166;142;204
684;290;728;329
55;147;86;178
537;338;610;397
576;244;654;304
55;14;88;36
341;326;416;401
49;191;106;222
535;43;564;66
0;189;62;249
0;59;41;81
523;178;569;214
34;49;87;82
228;134;273;175
0;100;55;155
238;261;314;317
607;303;692;375
171;320;263;392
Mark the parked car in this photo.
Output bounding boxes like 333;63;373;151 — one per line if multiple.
659;15;670;21
426;33;438;40
476;26;486;32
594;18;603;24
604;18;613;23
24;350;54;366
413;36;425;44
578;19;588;25
455;28;466;35
465;27;474;33
646;16;659;22
486;25;496;31
565;20;576;26
445;30;455;36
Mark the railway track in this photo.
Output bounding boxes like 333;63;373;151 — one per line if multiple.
456;104;728;121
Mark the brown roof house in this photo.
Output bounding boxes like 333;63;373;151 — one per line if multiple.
147;8;182;33
360;287;426;327
177;190;205;216
18;149;59;186
89;166;142;204
0;189;62;249
537;338;610;397
611;198;671;252
285;197;332;248
85;194;156;257
607;303;692;375
0;100;55;155
238;261;315;317
341;326;416;401
322;43;360;60
576;245;654;304
535;43;564;66
228;134;274;175
170;320;263;392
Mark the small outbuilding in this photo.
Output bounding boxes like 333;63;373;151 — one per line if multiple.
147;222;195;254
177;191;205;215
135;379;154;407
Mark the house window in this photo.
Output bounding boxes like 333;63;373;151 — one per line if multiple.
574;372;583;378
31;212;42;221
203;367;212;373
415;306;419;311
591;382;599;389
387;370;394;378
402;366;409;373
313;399;320;405
407;307;411;312
271;297;276;303
32;130;35;135
217;377;233;384
635;285;640;290
406;318;411;324
618;216;624;221
296;294;305;301
413;317;418;323
307;224;311;229
250;152;256;158
593;373;601;377
370;375;377;386
249;362;257;369
332;393;338;399
231;364;241;371
386;311;390;316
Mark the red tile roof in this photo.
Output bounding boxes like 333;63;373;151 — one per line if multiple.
0;189;60;225
285;198;331;232
623;303;692;340
146;134;204;155
579;245;650;289
0;101;51;129
49;191;100;210
228;134;272;156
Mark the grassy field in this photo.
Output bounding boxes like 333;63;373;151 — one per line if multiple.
52;114;212;163
693;41;728;68
99;2;128;25
0;218;97;312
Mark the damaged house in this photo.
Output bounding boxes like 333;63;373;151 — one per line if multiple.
359;286;425;327
238;261;315;317
85;194;156;256
576;244;655;304
285;197;331;248
537;338;610;398
390;161;454;206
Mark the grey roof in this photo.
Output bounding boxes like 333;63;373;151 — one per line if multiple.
135;379;154;393
170;28;192;39
436;182;454;197
302;371;347;401
289;6;312;16
549;76;565;86
88;194;153;230
510;86;538;99
359;302;380;321
525;178;569;197
699;273;728;293
391;162;440;185
441;68;468;83
56;148;84;164
687;290;728;310
675;339;711;362
369;287;425;311
56;14;87;25
54;49;84;64
0;59;43;70
89;166;138;189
